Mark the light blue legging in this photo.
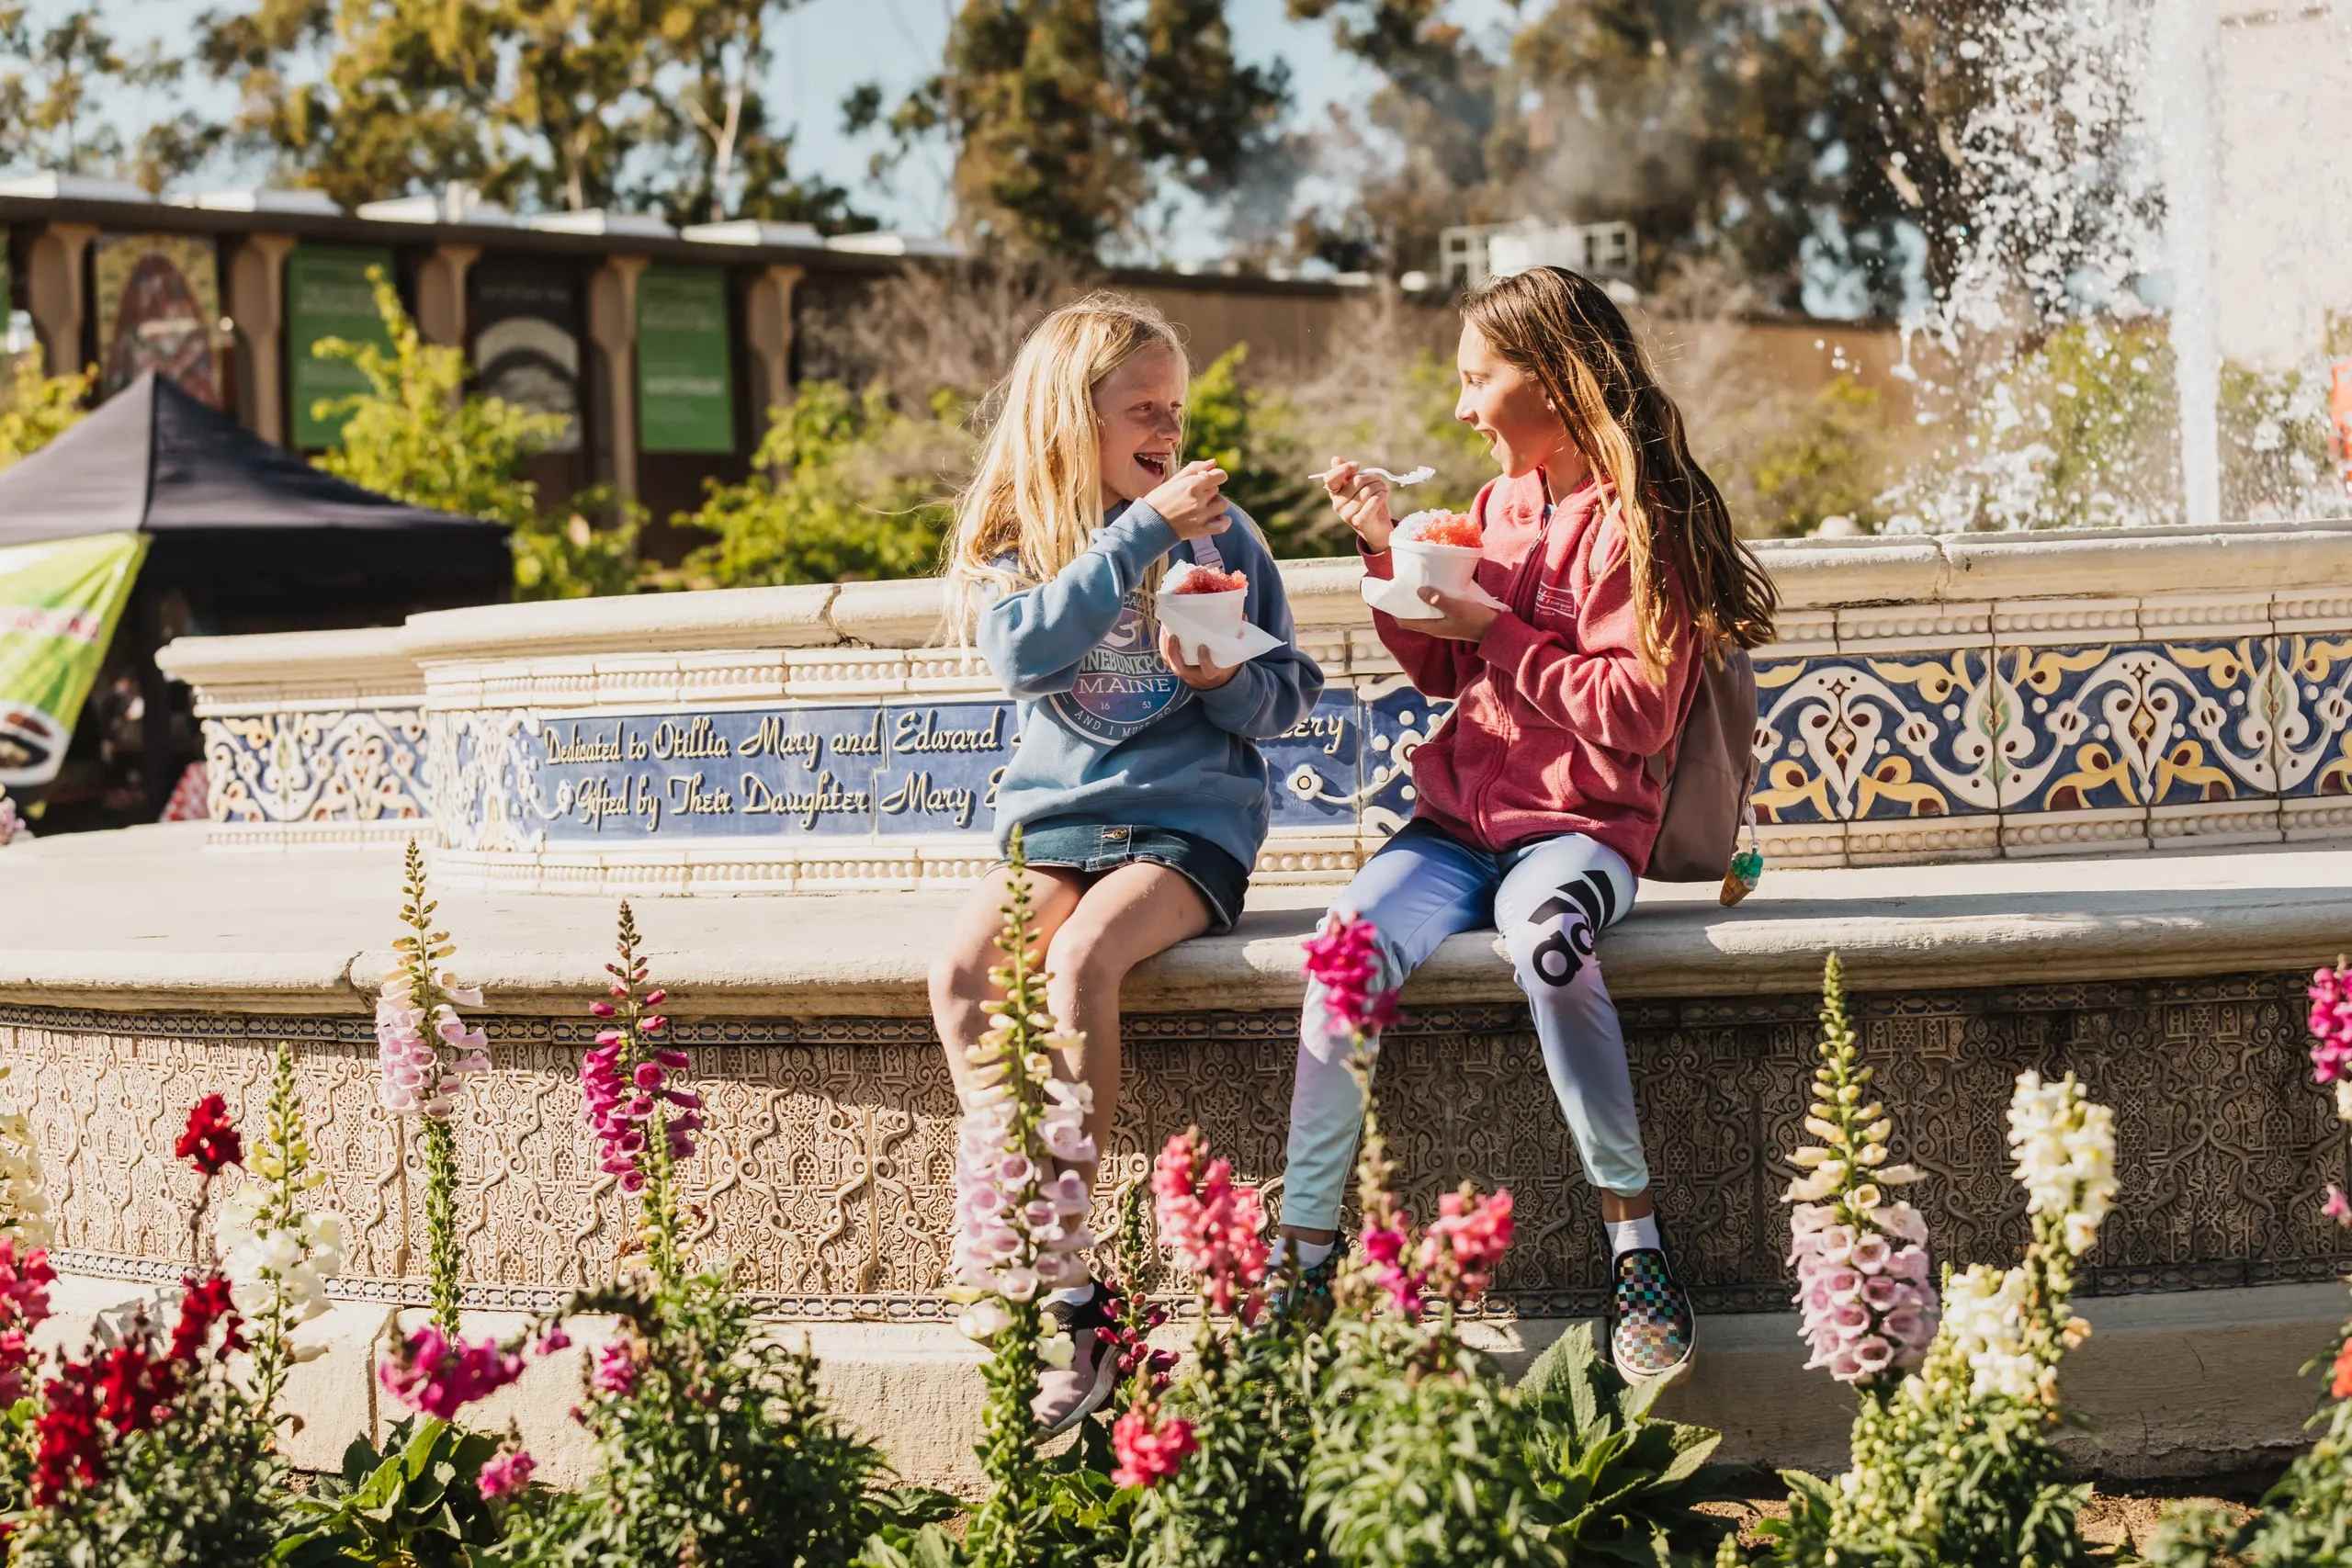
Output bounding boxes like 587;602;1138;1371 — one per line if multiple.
1284;818;1646;1233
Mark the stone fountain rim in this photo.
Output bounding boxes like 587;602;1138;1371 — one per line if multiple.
4;824;2348;1020
155;516;2352;684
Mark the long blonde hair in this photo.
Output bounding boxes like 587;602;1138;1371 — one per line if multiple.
944;291;1189;635
1462;267;1777;677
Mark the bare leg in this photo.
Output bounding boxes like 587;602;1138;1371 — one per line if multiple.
1039;862;1212;1189
928;863;1089;1104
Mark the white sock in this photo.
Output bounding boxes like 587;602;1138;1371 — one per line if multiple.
1272;1237;1335;1270
1046;1283;1095;1309
1606;1214;1659;1258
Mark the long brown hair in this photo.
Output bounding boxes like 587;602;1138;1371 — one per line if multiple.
1462;266;1777;675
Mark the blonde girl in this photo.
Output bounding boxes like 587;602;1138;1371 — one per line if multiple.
931;291;1323;1431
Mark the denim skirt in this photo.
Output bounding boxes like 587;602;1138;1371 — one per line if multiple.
1010;819;1250;933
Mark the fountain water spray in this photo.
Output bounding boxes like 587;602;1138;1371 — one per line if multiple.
2152;1;2222;527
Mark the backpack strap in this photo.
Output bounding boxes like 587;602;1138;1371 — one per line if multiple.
1188;531;1226;573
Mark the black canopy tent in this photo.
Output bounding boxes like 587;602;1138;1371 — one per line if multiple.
0;372;512;817
0;371;511;603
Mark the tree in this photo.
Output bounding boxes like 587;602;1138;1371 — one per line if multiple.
194;0;495;210
0;3;222;192
0;348;91;470
854;0;1292;264
616;0;872;231
193;0;870;227
1285;0;1995;316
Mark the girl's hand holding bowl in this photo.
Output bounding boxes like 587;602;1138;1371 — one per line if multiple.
1143;458;1232;540
1322;457;1395;553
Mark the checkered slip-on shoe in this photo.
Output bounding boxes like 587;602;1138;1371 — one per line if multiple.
1604;1221;1697;1379
1267;1231;1348;1324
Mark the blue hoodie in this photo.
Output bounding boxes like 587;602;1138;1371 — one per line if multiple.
977;500;1324;872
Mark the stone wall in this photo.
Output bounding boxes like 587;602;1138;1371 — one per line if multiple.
8;965;2342;1319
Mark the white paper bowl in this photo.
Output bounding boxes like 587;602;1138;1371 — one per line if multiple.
1158;586;1246;653
1390;538;1481;598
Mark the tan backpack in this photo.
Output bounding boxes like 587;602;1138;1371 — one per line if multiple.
1578;497;1758;900
1643;646;1759;899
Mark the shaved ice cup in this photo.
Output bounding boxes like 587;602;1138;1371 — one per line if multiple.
1156;584;1246;662
1389;537;1482;601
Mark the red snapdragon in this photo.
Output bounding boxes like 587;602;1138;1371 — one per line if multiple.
174;1095;243;1177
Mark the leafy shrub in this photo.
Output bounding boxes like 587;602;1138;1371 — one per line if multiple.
677;382;961;590
0;347;90;470
276;1416;504;1567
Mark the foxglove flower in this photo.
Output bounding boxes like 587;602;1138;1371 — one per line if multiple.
377;842;490;1122
1781;956;1939;1385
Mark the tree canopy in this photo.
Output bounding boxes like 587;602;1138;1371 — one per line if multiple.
190;0;869;229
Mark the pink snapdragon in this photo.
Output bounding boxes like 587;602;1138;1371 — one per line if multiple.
478;1446;537;1499
591;1338;640;1396
1302;912;1400;1046
1111;1398;1198;1489
2312;964;2352;1085
1152;1131;1270;1318
1415;1186;1515;1304
378;1324;527;1419
0;1239;54;1404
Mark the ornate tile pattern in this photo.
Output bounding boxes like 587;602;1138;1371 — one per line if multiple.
7;968;2344;1320
193;584;2352;869
206;709;430;828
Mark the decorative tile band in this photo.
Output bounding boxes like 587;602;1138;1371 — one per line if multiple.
195;619;2352;873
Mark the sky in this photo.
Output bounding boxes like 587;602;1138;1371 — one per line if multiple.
22;0;1465;259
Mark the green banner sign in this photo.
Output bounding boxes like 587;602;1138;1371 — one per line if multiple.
289;245;396;448
0;532;147;788
636;266;735;454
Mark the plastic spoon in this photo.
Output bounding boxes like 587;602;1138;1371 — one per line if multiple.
1307;464;1435;488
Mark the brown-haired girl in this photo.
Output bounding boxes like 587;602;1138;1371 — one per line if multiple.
1275;265;1776;1376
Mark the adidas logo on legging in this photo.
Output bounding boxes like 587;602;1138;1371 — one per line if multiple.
1525;870;1618;988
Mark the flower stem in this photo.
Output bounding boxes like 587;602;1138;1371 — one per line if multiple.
423;1115;460;1337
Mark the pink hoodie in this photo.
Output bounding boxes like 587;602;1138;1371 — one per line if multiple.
1365;470;1697;874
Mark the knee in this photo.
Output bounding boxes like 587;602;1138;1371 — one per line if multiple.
927;936;996;1021
1044;920;1128;998
1510;912;1602;993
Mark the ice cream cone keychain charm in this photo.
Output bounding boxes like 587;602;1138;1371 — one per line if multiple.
1720;807;1764;908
